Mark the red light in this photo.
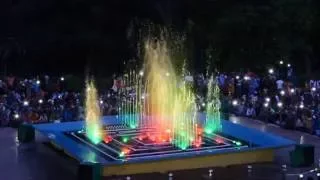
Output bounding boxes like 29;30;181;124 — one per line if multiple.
104;135;112;143
150;135;156;141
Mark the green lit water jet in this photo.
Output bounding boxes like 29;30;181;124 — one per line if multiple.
85;78;104;144
205;75;222;134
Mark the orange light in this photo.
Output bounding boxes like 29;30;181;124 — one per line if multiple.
122;148;130;155
197;127;203;135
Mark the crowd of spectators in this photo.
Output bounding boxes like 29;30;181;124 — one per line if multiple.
1;64;320;138
197;69;320;137
0;75;118;127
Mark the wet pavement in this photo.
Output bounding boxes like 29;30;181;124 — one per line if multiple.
1;116;319;180
0;128;77;180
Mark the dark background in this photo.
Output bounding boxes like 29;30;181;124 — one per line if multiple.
1;0;320;78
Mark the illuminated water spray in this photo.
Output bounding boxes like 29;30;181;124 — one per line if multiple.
205;75;222;134
142;38;198;149
118;70;143;129
85;78;104;144
118;30;222;150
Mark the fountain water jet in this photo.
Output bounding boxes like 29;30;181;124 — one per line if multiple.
85;78;104;144
205;75;222;134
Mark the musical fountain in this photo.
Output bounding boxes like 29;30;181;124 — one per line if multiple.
33;36;294;178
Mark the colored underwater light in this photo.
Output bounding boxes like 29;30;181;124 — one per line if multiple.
122;137;129;143
215;138;224;144
104;135;112;143
129;124;137;129
205;128;213;134
119;148;130;157
119;152;125;157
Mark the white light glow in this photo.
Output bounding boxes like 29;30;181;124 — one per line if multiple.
14;114;19;119
232;100;238;106
268;68;274;74
265;97;271;102
139;71;144;76
299;104;304;109
23;101;29;106
290;88;295;93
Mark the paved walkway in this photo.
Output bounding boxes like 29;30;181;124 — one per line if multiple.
228;115;320;166
0;128;76;180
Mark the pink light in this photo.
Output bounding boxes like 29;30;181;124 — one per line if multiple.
215;138;224;144
150;135;156;141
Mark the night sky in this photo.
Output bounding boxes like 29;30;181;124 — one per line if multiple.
1;0;320;78
0;0;188;77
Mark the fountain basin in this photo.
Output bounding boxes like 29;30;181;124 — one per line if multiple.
33;115;295;176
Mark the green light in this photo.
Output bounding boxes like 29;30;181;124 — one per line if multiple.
205;128;213;134
119;152;125;157
85;79;103;145
129;124;136;129
236;141;242;146
179;143;188;150
122;137;129;143
87;124;102;145
204;78;222;134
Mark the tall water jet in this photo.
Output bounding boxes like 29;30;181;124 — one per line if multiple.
142;37;198;149
85;78;104;144
118;70;143;128
205;75;222;134
118;27;205;149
